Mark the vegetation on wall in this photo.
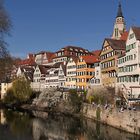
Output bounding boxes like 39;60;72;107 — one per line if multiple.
68;89;83;113
87;87;115;105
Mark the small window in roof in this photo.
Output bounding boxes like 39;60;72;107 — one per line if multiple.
70;48;73;51
85;50;88;53
75;49;78;52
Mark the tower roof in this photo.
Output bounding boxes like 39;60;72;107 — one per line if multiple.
117;2;124;18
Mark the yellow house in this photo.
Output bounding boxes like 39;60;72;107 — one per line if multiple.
76;55;100;90
100;38;125;87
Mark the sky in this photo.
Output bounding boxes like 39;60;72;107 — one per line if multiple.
4;0;140;58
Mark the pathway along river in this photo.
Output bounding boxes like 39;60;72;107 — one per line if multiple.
0;109;139;140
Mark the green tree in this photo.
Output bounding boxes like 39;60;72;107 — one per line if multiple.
12;77;33;103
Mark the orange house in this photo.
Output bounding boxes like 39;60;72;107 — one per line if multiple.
76;55;100;90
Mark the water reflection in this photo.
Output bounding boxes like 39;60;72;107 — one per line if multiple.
0;109;139;140
32;112;140;140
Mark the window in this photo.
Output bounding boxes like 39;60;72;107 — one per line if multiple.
129;33;134;40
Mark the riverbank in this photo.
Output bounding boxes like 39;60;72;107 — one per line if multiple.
82;103;140;135
22;102;140;135
2;101;140;136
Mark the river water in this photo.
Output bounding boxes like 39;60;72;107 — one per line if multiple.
0;109;139;140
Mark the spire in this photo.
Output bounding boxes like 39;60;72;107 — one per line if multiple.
117;1;123;18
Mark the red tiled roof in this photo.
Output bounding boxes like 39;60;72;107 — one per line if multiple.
81;55;100;64
120;31;128;41
18;58;36;66
47;52;56;62
92;50;101;57
132;26;140;40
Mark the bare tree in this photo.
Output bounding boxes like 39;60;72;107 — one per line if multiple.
0;0;12;82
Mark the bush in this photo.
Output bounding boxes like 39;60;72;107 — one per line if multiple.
12;77;33;103
3;88;16;104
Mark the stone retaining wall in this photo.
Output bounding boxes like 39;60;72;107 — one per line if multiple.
82;103;140;135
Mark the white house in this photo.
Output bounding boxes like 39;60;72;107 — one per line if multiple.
45;68;59;88
34;51;55;65
58;63;66;88
32;65;49;91
117;26;140;98
45;62;66;88
1;83;12;99
16;66;35;82
65;57;78;89
89;64;102;88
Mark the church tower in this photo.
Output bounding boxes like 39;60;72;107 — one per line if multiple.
112;2;126;39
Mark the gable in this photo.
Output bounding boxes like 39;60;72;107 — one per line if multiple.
34;66;41;75
17;67;22;76
100;40;113;56
126;28;136;44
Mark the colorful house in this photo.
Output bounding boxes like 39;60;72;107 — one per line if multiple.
76;55;100;90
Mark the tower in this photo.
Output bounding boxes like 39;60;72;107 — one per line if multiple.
112;2;126;39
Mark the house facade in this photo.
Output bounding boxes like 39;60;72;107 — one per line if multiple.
89;64;102;88
65;57;78;89
117;27;140;98
100;39;126;87
76;55;99;89
34;51;55;65
32;65;49;91
99;2;126;87
53;46;93;63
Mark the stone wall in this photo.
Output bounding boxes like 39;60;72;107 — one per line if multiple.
82;103;140;135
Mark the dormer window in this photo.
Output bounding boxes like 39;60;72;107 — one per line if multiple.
129;33;134;40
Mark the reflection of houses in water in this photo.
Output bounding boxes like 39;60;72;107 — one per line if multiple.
32;115;139;140
32;118;69;140
0;110;6;125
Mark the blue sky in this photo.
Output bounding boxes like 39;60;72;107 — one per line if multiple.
4;0;140;58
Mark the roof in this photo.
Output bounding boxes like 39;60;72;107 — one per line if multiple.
52;62;63;68
27;53;35;59
131;26;140;41
81;55;100;64
68;56;79;63
120;31;128;41
92;50;101;57
56;45;91;54
38;65;50;74
117;2;124;18
20;66;35;73
18;58;36;66
105;38;126;50
35;51;54;55
19;66;35;82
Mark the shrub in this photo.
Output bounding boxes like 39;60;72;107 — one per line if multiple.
12;77;33;103
3;88;16;104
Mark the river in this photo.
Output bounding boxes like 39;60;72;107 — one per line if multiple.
0;109;139;140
